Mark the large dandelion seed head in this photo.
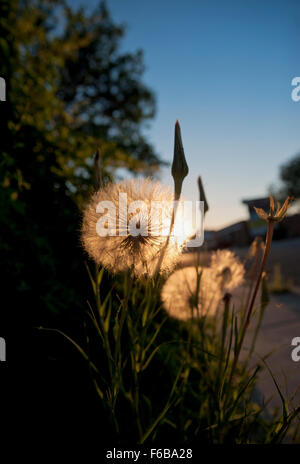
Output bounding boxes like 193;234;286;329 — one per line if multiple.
81;178;187;277
161;266;223;320
210;250;245;291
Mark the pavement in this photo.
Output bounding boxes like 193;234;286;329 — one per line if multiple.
244;288;300;413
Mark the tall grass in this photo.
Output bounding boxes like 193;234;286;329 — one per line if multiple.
53;241;299;443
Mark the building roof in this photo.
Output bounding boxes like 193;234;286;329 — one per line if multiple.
242;197;269;208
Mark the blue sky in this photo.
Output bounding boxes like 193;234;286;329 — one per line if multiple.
70;0;300;229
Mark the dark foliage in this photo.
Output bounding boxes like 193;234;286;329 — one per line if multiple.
0;0;162;440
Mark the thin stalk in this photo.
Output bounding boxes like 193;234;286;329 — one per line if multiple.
195;246;201;318
246;273;269;363
94;269;113;379
154;196;179;275
244;244;261;319
244;221;274;333
224;220;274;407
218;293;231;388
114;273;132;363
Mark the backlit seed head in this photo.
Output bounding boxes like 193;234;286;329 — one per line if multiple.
161;266;222;320
210;249;245;291
81;178;187;277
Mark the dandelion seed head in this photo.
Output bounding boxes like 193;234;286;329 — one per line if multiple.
81;178;187;277
210;250;245;291
161;266;222;320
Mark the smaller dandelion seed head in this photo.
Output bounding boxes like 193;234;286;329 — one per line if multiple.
210;250;245;291
217;266;232;288
161;266;223;321
81;178;188;277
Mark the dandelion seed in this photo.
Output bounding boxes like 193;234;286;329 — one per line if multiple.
81;178;187;277
161;266;222;320
210;250;245;291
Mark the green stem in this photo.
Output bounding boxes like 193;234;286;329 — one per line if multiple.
244;244;261;321
95;271;113;379
218;293;231;388
154;190;180;275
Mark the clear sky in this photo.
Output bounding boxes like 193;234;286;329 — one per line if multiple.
70;0;300;229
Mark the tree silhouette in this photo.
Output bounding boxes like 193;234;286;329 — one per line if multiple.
0;0;163;319
280;152;300;199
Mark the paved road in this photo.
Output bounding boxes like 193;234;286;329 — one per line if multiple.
244;288;300;413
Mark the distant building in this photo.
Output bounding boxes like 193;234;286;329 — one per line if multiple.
242;196;300;240
242;197;268;238
202;221;249;250
215;220;249;248
202;230;218;250
201;196;300;250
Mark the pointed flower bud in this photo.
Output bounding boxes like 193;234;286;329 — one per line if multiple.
171;120;189;200
197;176;209;216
